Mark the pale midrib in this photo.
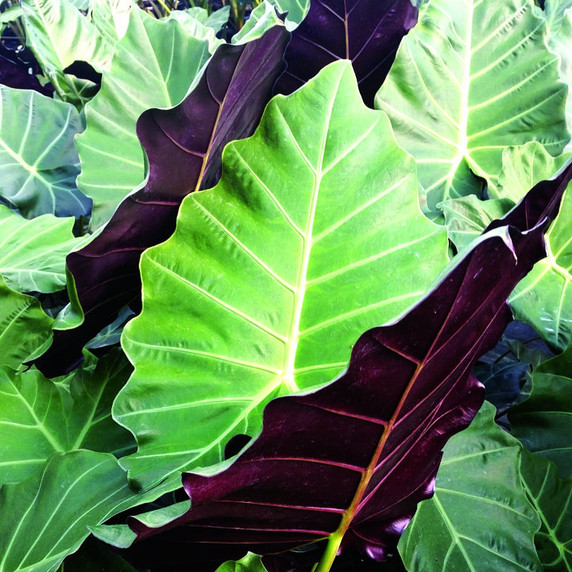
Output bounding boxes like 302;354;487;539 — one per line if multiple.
281;87;339;394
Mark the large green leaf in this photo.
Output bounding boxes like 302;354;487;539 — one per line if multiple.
0;86;90;219
0;206;84;294
510;343;572;478
374;0;568;216
0;450;158;572
0;278;53;370
520;450;572;571
115;61;449;490
510;182;572;350
21;0;111;106
75;8;218;229
399;401;541;571
0;350;135;485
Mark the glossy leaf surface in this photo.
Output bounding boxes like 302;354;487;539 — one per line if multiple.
375;0;568;216
275;0;418;107
399;402;541;571
116;61;449;489
0;86;90;219
33;25;290;378
119;174;558;569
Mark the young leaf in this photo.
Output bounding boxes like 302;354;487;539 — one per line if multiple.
375;0;568;216
519;450;572;570
115;60;449;490
509;342;572;478
117;166;560;570
0;206;84;293
0;350;134;485
75;7;218;229
399;402;541;571
0;86;90;219
33;24;290;378
275;0;418;107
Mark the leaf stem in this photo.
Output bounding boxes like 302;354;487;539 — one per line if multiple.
315;532;343;572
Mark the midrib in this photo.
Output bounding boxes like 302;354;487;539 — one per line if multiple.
281;88;339;393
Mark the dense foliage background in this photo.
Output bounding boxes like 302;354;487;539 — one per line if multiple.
0;0;570;570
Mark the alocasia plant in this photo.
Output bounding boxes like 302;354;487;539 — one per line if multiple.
0;0;571;570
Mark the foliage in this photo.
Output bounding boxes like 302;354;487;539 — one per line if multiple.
0;0;571;571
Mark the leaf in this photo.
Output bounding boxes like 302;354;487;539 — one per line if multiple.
21;0;112;105
0;86;90;219
33;25;290;378
216;553;268;572
374;0;569;216
441;195;512;252
493;142;571;203
75;7;218;230
519;450;572;571
0;277;53;370
399;401;541;571
509;342;572;478
274;0;418;107
0;350;134;485
0;206;84;293
89;0;134;46
0;450;160;572
510;183;572;351
115;60;449;490
116;164;562;570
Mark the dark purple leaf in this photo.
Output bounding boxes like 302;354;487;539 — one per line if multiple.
275;0;418;107
119;166;572;570
32;26;289;377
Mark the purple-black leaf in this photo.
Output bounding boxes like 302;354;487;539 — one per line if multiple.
120;164;572;570
275;0;418;107
33;26;289;377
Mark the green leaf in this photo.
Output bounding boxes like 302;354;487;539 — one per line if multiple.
493;142;571;203
375;0;568;216
0;206;84;294
89;0;134;45
0;6;23;24
510;343;572;478
520;451;572;571
216;553;268;572
399;401;541;571
0;277;53;370
21;0;112;106
75;8;215;229
440;195;512;251
0;86;89;219
0;350;135;485
116;61;448;490
0;450;157;572
510;183;572;350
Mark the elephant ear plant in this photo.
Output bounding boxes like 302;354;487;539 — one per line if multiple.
0;0;571;571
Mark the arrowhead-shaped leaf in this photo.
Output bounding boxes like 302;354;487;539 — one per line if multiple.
117;166;564;570
114;60;449;490
0;86;90;219
399;402;541;571
32;25;290;378
375;0;569;216
275;0;418;107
